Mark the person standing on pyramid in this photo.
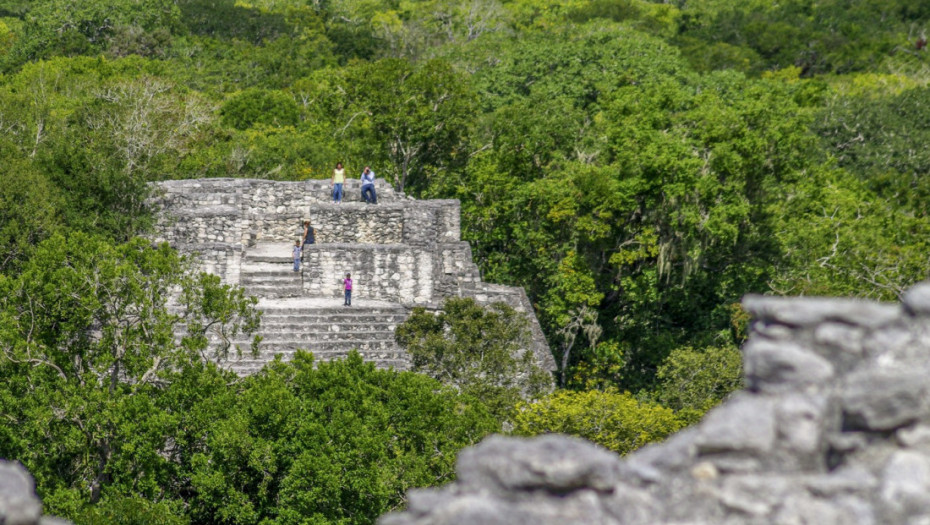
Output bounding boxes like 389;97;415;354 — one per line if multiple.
343;272;352;307
303;220;315;248
360;166;377;204
332;162;346;203
292;240;302;272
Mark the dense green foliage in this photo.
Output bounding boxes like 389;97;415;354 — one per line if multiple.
0;237;497;522
2;0;930;521
177;353;497;525
395;297;552;419
512;389;684;455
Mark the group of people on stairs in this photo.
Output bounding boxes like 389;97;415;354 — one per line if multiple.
292;237;353;307
331;162;378;204
292;161;373;305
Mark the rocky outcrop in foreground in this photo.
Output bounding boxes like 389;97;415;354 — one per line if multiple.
381;283;930;525
0;461;70;525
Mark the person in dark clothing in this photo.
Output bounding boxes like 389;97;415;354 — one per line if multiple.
303;221;316;248
360;166;377;204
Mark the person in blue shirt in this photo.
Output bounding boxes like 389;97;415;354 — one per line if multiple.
360;166;377;204
292;241;302;272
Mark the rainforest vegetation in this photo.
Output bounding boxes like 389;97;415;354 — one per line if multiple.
1;0;929;522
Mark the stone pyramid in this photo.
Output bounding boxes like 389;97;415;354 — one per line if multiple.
149;177;554;375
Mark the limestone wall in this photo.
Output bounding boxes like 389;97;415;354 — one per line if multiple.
151;180;460;254
306;204;406;244
381;282;930;525
402;201;461;245
302;243;435;304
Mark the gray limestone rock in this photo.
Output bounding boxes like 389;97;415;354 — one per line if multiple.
880;451;930;517
743;294;901;329
694;394;776;457
0;462;42;525
38;519;73;525
813;322;866;370
623;427;699;483
713;475;794;517
774;394;831;470
773;493;875;525
898;424;930;447
842;368;930;431
903;281;930;316
456;434;621;493
804;466;878;498
743;339;834;393
600;484;661;525
0;461;70;525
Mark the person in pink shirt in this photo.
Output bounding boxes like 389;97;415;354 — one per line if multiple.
343;272;352;307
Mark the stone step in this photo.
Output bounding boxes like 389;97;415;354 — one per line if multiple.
244;242;415;262
232;347;407;362
243;280;302;287
243;339;402;353
245;288;304;299
260;320;400;329
253;338;400;348
257;332;397;343
244;279;302;286
228;358;410;371
241;272;301;280
259;318;403;328
260;312;407;322
231;350;407;364
242;276;304;286
241;260;293;270
182;328;395;340
258;306;408;315
258;333;397;342
224;352;411;375
244;254;293;263
259;312;405;320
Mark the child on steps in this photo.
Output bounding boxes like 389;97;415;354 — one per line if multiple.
343;273;352;307
293;241;302;272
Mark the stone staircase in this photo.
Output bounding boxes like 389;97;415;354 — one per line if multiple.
231;241;412;374
240;247;303;298
227;300;410;375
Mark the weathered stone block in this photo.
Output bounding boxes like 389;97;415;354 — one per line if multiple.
842;368;930;431
457;434;621;493
903;281;930;316
743;339;834;393
0;461;60;525
743;295;901;329
775;393;830;468
880;451;930;517
695;394;776;456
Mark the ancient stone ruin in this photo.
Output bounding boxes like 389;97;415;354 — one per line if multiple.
380;282;930;525
149;178;555;374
